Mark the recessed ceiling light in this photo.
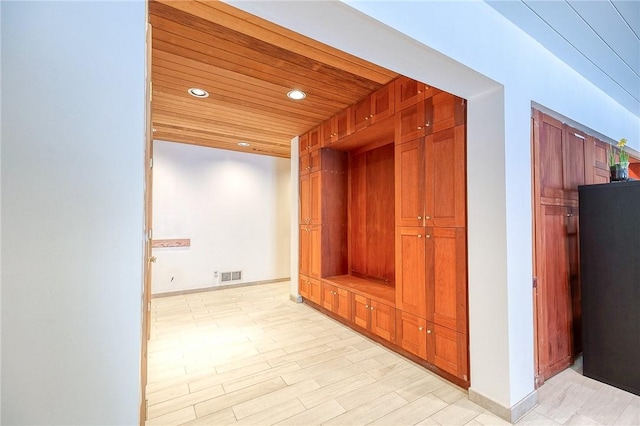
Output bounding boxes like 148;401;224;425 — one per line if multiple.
287;90;306;100
188;87;209;98
238;142;250;147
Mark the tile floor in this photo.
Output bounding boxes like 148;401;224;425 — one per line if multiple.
145;281;640;425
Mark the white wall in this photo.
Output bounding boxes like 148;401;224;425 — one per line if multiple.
1;1;145;424
228;0;639;415
152;141;291;295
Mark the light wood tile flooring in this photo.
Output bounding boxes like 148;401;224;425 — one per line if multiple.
146;281;640;425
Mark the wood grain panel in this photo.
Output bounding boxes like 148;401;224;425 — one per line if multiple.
149;0;398;158
396;311;427;359
395;138;425;227
395;227;427;318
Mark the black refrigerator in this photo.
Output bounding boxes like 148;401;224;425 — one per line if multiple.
578;180;640;396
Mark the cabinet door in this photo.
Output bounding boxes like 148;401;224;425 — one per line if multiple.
299;275;310;299
299;174;310;224
309;149;321;174
395;102;425;144
299;132;309;155
309;171;322;225
537;204;574;378
395;139;425;227
371;82;395;124
300;153;311;176
335;288;351;320
321;119;333;147
335;109;351;141
299;226;310;276
431;92;465;133
352;96;372;132
397;310;427;359
322;283;335;311
395;76;425;110
370;301;395;341
425;126;466;227
426;227;467;333
395;227;427;318
353;294;370;329
563;126;586;193
308;126;321;152
308;278;322;305
309;225;321;279
584;137;610;185
427;322;468;382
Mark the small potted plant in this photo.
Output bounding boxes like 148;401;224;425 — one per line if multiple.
608;138;630;182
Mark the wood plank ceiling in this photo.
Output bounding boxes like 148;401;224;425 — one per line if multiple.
150;0;398;158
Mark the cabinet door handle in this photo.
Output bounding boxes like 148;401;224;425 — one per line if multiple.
427;329;432;334
417;216;422;220
425;215;431;220
417;126;422;130
425;121;431;127
370;306;374;311
426;235;431;238
417;234;422;238
365;305;369;308
419;326;424;331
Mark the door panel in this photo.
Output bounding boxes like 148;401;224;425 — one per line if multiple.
370;301;395;341
538;204;573;378
395;227;427;318
397;311;427;359
395;139;425;227
427;228;467;333
353;294;369;329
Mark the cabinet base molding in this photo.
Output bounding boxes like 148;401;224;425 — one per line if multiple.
468;389;537;423
301;297;470;389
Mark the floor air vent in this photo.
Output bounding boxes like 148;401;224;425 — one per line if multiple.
221;270;243;284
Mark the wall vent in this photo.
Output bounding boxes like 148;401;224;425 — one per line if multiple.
220;270;243;284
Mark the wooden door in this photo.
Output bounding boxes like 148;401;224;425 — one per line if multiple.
335;287;351;320
321;119;333;147
299;132;309;155
352;96;372;131
370;82;395;124
395;139;425;227
299;275;310;299
537;204;574;378
396;311;427;359
140;22;153;425
309;225;321;279
370;301;395;341
335;109;351;141
309;171;322;225
395;101;425;144
299;226;310;277
308;278;322;304
431;92;465;133
300;153;311;176
299;174;310;224
563;126;586;194
353;294;370;329
395;227;427;318
584;136;610;184
322;282;335;311
309;150;321;174
427;322;468;382
394;76;425;110
426;228;467;333
425;126;466;228
308;126;321;152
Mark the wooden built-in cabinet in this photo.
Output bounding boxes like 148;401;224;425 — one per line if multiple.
299;275;321;305
353;294;396;341
532;108;640;385
298;75;469;388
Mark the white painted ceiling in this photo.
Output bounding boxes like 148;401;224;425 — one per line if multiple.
485;0;639;116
